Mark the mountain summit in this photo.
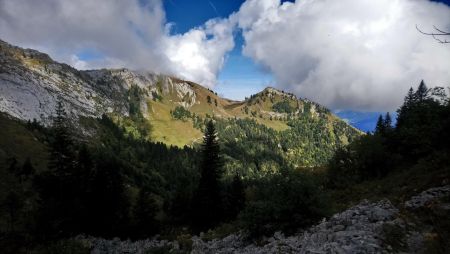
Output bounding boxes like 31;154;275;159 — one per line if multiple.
0;39;360;165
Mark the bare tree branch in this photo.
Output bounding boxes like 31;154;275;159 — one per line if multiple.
416;25;450;43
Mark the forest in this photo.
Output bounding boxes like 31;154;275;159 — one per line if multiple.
0;80;449;253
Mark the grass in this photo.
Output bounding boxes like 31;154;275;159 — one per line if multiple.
147;100;202;147
0;113;48;171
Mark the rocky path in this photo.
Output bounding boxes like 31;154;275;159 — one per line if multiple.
78;185;450;254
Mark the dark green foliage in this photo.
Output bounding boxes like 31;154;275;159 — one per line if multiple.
86;150;131;237
191;121;223;231
206;95;212;104
223;174;246;221
272;100;294;113
171;106;191;121
209;114;359;177
128;85;143;117
152;91;162;102
126;85;152;138
0;89;357;249
48;98;76;173
328;80;450;188
240;169;329;237
133;188;159;237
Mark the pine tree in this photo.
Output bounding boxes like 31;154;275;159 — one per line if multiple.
49;98;75;174
415;80;429;102
192;120;223;231
384;112;393;133
375;114;385;135
396;87;415;129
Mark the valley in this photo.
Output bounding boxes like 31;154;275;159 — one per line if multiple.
0;40;449;254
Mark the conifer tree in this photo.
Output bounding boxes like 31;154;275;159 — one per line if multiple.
375;115;385;135
397;87;415;129
384;112;393;133
134;188;159;237
192;120;223;231
49;98;75;174
226;174;245;220
415;80;429;102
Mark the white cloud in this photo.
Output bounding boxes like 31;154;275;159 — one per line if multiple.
0;0;234;88
1;0;450;110
164;18;235;87
236;0;450;111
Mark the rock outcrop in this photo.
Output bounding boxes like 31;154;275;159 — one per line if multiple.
0;40;200;124
75;185;450;254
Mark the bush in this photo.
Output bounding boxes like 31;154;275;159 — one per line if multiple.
171;106;191;121
272;100;294;113
240;169;329;237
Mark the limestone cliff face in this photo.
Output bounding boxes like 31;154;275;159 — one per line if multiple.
0;40;200;124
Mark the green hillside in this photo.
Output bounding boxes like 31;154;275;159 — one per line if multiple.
122;81;362;168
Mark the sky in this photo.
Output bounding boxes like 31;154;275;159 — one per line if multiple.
1;0;450;112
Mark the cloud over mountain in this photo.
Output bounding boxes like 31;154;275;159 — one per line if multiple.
0;0;233;88
1;0;449;111
235;0;450;111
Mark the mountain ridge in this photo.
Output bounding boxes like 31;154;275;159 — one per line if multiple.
0;39;361;149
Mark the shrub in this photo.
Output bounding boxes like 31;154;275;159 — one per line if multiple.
240;169;329;237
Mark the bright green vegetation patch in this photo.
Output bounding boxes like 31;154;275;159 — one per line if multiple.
272;100;294;113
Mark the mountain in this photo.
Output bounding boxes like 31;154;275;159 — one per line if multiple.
335;110;398;132
0;39;361;169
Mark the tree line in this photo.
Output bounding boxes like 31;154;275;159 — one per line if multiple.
327;80;450;188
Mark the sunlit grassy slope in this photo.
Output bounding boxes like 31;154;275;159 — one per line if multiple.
143;83;359;147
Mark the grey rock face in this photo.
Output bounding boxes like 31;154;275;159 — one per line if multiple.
75;236;179;254
0;40;198;124
404;185;450;210
79;199;400;254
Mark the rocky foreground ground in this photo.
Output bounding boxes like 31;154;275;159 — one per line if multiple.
75;185;450;254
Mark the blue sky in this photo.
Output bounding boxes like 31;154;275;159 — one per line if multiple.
2;0;449;127
164;0;272;100
162;0;450;101
160;0;450;131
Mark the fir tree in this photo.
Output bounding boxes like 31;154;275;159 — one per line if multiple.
375;115;385;135
384;112;393;132
415;80;429;102
49;98;75;174
396;87;415;129
192;120;223;231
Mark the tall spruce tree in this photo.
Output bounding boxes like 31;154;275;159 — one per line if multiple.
384;112;392;130
192;120;223;231
375;115;385;135
396;87;415;129
49;98;75;174
415;80;429;102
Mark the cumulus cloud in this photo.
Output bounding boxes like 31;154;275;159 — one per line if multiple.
164;18;235;87
0;0;233;87
1;0;450;110
236;0;450;111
